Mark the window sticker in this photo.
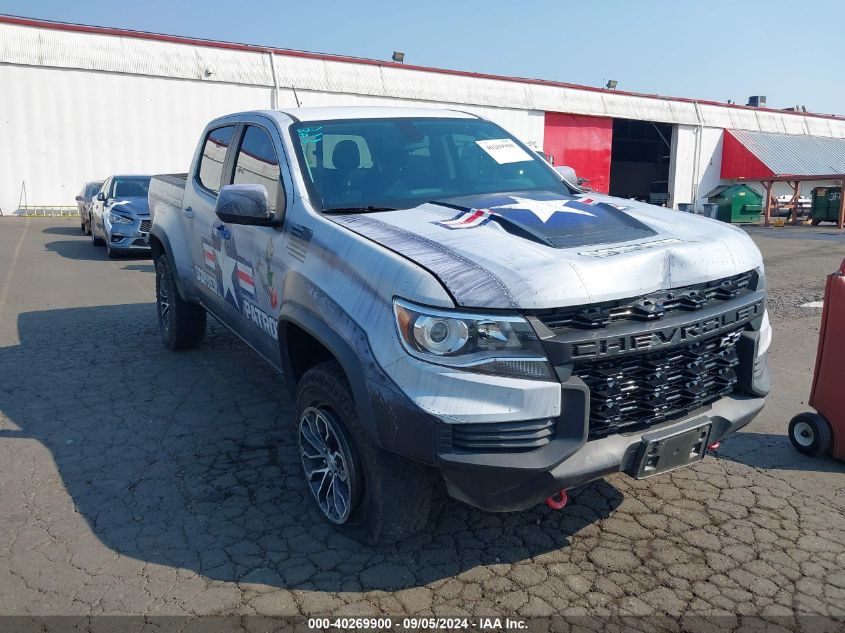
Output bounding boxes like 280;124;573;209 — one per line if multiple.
475;138;533;164
297;126;323;145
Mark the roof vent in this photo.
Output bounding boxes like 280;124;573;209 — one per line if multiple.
747;95;767;107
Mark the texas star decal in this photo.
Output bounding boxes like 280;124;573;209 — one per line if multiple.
493;196;597;223
201;236;255;308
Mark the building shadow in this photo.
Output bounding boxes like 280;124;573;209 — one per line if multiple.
0;304;622;592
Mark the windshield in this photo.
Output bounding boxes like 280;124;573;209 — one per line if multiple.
291;117;569;211
112;177;151;198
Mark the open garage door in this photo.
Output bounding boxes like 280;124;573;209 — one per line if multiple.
609;119;673;205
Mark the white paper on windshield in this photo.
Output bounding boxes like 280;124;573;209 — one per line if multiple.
475;139;533;164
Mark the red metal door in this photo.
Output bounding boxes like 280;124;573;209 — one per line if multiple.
543;113;613;194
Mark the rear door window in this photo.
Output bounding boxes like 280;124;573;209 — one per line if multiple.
197;125;236;194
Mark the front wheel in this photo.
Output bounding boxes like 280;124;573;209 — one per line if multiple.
91;222;104;246
296;361;433;545
788;412;832;456
155;254;206;350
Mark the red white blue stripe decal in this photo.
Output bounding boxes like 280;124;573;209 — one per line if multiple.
434;209;493;230
236;262;255;295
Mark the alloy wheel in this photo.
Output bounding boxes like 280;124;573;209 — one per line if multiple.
299;406;356;524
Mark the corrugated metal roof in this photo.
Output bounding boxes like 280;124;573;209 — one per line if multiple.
729;129;845;176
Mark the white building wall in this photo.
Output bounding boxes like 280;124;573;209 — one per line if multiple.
3;19;845;213
0;65;274;213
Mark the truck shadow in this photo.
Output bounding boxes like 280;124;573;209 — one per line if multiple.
0;304;622;592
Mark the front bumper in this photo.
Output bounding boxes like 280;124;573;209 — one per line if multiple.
106;219;152;252
437;391;765;512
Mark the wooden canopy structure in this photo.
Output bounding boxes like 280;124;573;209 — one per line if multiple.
721;130;845;228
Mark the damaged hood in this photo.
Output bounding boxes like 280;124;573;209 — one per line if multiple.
108;197;149;217
331;190;763;310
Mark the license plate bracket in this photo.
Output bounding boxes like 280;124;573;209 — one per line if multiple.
635;421;712;479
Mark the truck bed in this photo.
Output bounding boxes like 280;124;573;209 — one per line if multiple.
149;174;187;222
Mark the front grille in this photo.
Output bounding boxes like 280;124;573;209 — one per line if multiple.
535;271;755;330
139;219;152;233
448;418;555;452
578;328;743;439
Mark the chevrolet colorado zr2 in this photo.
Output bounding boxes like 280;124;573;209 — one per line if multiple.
148;107;770;544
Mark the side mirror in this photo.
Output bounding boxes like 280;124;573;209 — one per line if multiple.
214;184;276;226
75;195;84;203
96;192;106;201
554;165;579;186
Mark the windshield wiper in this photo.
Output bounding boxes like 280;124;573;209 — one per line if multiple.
321;205;397;214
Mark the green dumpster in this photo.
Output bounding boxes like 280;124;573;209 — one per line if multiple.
704;184;763;224
810;187;841;225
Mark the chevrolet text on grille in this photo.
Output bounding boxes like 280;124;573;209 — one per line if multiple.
568;300;763;360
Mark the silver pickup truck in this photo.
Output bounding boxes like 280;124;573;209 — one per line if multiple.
149;107;770;544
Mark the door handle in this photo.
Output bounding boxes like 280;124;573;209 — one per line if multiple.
214;224;231;240
184;206;195;218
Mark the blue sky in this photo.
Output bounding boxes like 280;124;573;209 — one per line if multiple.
3;0;844;114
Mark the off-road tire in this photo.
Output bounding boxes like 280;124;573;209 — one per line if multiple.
296;361;433;545
788;412;832;457
155;254;206;350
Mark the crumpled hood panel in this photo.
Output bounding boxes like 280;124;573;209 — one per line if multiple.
109;197;149;216
331;190;763;310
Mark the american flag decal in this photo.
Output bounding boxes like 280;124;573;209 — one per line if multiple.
203;242;216;269
236;262;255;295
433;209;493;230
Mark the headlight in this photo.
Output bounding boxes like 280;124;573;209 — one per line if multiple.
109;211;133;224
393;299;553;380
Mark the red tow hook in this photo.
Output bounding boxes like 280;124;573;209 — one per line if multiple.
545;489;569;510
707;441;721;451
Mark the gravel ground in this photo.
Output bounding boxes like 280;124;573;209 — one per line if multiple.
0;218;843;626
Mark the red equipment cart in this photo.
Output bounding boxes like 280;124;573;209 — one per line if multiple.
789;258;845;460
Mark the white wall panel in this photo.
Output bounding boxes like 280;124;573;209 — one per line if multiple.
696;127;728;206
668;125;697;206
0;65;272;213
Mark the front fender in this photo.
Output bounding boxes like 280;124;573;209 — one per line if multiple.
277;273;437;463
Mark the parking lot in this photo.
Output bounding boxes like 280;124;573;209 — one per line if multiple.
0;218;844;622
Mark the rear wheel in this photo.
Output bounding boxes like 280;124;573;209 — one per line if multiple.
155;254;206;350
788;412;832;456
296;361;433;545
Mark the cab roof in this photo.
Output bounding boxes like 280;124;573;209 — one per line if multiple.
257;106;479;123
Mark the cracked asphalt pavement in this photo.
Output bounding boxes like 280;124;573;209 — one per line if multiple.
0;218;844;622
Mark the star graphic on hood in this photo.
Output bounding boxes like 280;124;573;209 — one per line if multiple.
493;196;596;223
214;245;239;307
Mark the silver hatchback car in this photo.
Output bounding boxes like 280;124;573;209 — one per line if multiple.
90;175;153;258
